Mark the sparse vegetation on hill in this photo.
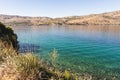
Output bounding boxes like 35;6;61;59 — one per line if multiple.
1;10;120;26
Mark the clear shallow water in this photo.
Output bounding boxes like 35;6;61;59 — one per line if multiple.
12;25;120;77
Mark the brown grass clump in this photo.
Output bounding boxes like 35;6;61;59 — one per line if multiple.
0;41;82;80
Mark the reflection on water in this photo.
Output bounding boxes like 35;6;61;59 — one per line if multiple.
12;25;120;78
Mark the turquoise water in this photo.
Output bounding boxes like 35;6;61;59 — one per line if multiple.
13;25;120;78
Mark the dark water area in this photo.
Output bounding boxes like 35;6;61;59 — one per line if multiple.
12;25;120;78
18;43;40;53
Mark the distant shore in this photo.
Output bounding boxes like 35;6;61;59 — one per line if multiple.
4;23;120;27
1;10;120;26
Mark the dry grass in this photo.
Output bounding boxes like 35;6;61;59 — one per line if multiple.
0;41;85;80
2;41;116;80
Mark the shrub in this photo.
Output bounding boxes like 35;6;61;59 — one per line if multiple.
49;49;58;67
0;22;18;50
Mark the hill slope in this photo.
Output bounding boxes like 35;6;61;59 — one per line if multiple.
0;10;120;26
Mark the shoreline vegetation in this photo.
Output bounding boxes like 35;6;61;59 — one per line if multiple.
0;41;82;80
0;10;120;26
0;15;120;79
0;22;18;49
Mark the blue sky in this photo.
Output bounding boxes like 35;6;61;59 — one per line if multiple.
0;0;120;18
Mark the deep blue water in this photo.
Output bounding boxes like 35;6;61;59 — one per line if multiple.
12;25;120;77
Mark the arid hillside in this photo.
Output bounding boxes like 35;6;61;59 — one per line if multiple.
0;10;120;26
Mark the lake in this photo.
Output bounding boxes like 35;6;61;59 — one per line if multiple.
12;25;120;78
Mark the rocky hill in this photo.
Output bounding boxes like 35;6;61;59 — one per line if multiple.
0;10;120;26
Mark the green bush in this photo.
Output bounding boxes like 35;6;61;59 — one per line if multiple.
0;22;18;50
